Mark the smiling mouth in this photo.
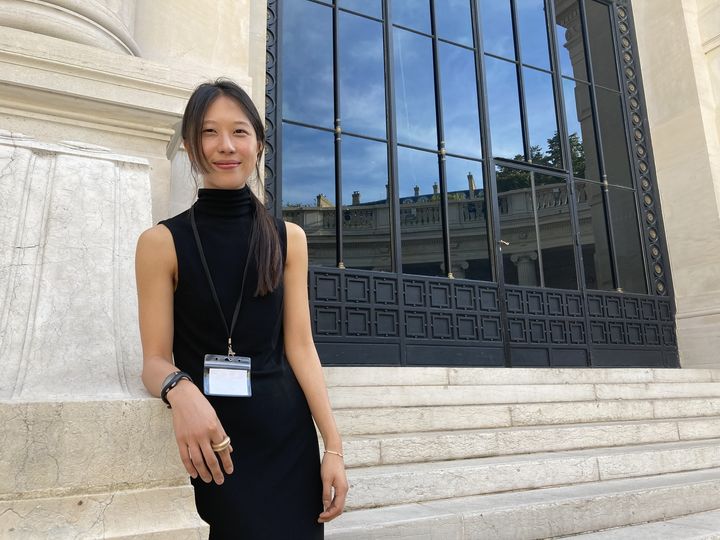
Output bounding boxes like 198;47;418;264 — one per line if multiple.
214;161;241;168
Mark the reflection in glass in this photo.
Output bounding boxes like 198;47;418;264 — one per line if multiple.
585;0;619;90
338;0;382;19
339;13;386;138
397;146;444;276
553;0;588;81
393;28;437;149
574;180;613;290
392;0;430;33
435;0;473;47
480;0;515;59
562;78;598;180
342;136;391;271
282;0;333;128
495;167;538;286
524;67;561;168
596;87;632;187
608;187;646;293
534;173;577;289
281;123;335;267
485;56;524;160
516;0;550;69
439;43;482;158
445;157;492;280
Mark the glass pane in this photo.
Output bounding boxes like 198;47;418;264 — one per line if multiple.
339;13;387;138
553;0;588;81
534;173;577;289
575;180;613;290
524;67;561;168
596;87;632;188
392;0;431;33
393;28;438;149
608;187;646;293
485;56;524;160
495;166;539;286
398;147;444;276
435;0;473;47
281;123;336;267
585;0;619;90
562;78;599;180
282;0;333;127
480;0;515;59
439;43;482;158
338;0;382;18
446;157;492;281
516;0;551;70
342;136;392;271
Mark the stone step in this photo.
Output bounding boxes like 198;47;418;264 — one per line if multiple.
328;382;720;409
565;508;720;538
326;467;720;539
334;397;720;436
344;438;720;510
324;367;720;388
342;416;720;467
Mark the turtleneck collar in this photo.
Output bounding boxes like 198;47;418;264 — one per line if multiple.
194;185;254;218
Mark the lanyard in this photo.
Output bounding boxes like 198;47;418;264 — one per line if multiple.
190;206;255;356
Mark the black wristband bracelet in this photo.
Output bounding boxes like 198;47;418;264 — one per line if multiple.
160;371;193;408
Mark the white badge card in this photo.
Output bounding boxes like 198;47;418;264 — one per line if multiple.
203;355;252;397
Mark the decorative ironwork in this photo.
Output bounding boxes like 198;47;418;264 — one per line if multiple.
615;0;672;298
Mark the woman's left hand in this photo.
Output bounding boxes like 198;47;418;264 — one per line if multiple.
318;452;349;523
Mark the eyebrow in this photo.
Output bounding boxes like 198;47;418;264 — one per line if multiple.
202;120;252;126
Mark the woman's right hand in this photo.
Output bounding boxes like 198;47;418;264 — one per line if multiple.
167;380;234;485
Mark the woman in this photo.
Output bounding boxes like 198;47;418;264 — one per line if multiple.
135;79;348;539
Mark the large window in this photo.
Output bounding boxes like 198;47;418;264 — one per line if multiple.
280;0;647;293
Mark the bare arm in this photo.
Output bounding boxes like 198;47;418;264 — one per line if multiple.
135;224;233;485
283;222;348;523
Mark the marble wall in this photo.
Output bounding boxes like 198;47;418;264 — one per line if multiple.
634;0;720;368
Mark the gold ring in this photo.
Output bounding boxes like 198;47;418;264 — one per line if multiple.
211;436;231;452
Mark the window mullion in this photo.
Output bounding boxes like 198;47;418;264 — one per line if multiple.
332;3;344;269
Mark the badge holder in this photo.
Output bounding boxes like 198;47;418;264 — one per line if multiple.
203;354;252;397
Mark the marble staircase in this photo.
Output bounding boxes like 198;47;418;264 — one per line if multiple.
323;367;720;539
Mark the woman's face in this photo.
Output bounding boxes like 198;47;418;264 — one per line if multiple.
197;94;261;189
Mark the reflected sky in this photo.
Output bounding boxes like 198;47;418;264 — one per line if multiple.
393;28;438;149
341;135;388;205
439;42;482;158
392;0;431;33
516;0;551;69
339;12;387;138
480;0;515;59
281;123;334;207
435;0;474;47
282;0;333;128
485;55;524;159
338;0;382;18
397;145;439;198
445;156;484;194
524;67;560;167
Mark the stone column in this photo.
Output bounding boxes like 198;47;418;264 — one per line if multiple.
511;252;539;287
0;0;140;55
0;131;207;538
634;0;720;368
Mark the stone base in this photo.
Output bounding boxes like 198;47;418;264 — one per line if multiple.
0;398;208;539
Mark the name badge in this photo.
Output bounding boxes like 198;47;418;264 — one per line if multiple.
203;354;252;397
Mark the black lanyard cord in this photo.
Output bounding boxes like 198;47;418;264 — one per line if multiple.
190;206;255;356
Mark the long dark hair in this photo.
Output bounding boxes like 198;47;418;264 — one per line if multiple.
182;79;282;296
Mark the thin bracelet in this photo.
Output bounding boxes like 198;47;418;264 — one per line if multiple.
324;449;344;458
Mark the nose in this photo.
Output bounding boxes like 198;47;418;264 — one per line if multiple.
218;132;236;153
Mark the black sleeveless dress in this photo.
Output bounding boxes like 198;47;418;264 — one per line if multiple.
160;187;323;540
